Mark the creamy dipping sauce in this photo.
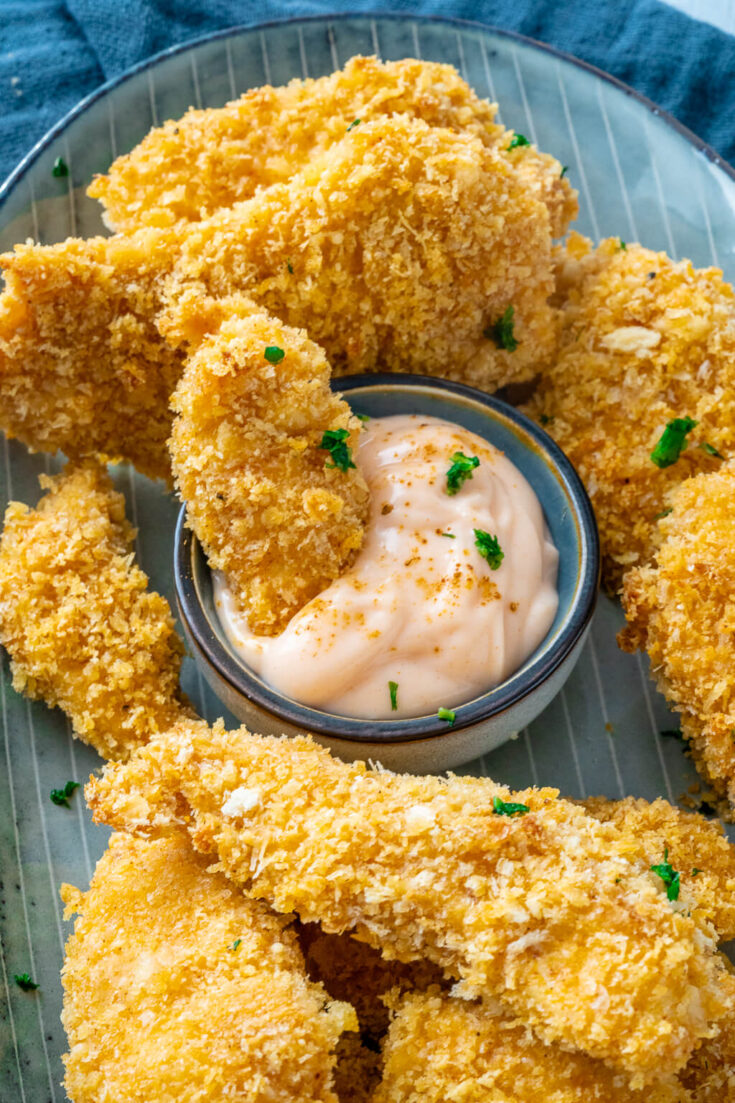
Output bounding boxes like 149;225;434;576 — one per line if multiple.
214;414;559;719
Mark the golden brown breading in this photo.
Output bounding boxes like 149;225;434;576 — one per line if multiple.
0;461;189;759
581;796;735;939
168;115;558;389
166;297;369;634
88;55;576;239
681;971;735;1102
61;832;355;1102
525;233;735;592
0;229;182;481
86;717;732;1086
374;989;691;1103
619;465;735;810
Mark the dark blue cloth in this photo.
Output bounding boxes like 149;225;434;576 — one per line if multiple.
1;0;733;187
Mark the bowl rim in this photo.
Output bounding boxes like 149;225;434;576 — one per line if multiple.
2;8;734;213
174;373;600;743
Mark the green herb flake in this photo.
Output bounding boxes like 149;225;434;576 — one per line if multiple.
14;973;39;992
437;707;456;725
508;133;530;149
440;532;456;539
474;529;504;571
539;413;554;426
560;165;569;178
320;428;356;472
650;417;698;469
229;938;242;951
346;118;361;132
356;413;371;422
50;780;79;808
654;507;673;520
691;868;703;877
700;441;724;459
389;681;399;711
286;259;294;274
619;239;627;251
484;305;518;351
445;451;480;495
52;156;69;178
492;795;530;817
660;728;683;741
264;345;285;364
650;848;681;901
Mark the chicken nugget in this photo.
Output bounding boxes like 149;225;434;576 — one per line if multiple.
619;464;735;810
581;795;735;939
169;115;558;388
0;228;182;481
86;717;732;1086
89;55;576;238
0;460;189;759
374;989;690;1103
61;831;355;1102
525;233;735;592
681;971;735;1101
166;296;369;634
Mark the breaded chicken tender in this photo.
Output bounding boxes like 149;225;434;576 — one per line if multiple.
681;972;735;1101
87;717;732;1086
168;115;558;389
89;56;576;239
581;795;735;939
166;297;369;634
374;990;690;1103
525;233;735;592
61;832;355;1102
619;465;735;810
0;229;182;481
0;461;188;759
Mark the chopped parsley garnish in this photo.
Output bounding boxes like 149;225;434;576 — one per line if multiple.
650;848;681;901
440;531;456;539
389;681;398;711
539;413;554;426
50;780;79;808
654;507;673;520
346;118;361;131
356;412;371;422
445;451;479;495
650;417;698;469
437;707;456;725
660;728;683;741
560;165;568;178
52;156;68;178
700;441;724;459
14;973;38;991
492;796;530;817
691;868;702;877
508;133;530;149
618;239;627;251
320;428;356;471
484;305;518;351
229;939;242;951
264;345;285;364
286;259;294;274
474;529;504;570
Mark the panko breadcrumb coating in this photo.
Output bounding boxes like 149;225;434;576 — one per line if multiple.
167;114;558;389
374;990;691;1103
61;832;355;1102
525;233;735;592
87;717;732;1086
681;972;735;1102
581;795;735;939
89;55;576;239
0;461;189;759
619;465;735;810
166;297;369;634
0;229;182;481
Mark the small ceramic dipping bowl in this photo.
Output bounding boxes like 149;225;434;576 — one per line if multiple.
174;374;599;773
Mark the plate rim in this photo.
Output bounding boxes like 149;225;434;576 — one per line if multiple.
1;7;734;217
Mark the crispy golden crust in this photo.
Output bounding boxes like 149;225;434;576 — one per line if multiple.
168;115;558;389
581;796;735;940
0;461;189;759
619;465;735;809
0;230;182;481
166;298;369;633
681;971;735;1102
86;717;732;1085
89;55;576;239
61;832;355;1102
374;990;690;1103
525;233;735;592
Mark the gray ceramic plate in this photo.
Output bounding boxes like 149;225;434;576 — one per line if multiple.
1;13;734;1100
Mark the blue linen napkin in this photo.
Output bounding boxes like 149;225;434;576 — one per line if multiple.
1;0;733;188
